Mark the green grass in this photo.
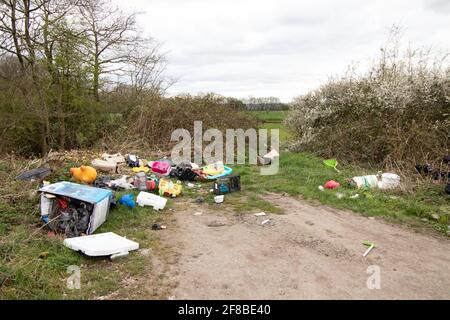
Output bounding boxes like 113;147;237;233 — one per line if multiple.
247;110;293;144
1;146;448;299
0;159;172;300
232;152;449;232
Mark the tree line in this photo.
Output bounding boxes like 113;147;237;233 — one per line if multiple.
0;0;168;155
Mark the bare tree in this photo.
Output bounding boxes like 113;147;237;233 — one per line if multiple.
0;0;52;153
77;0;142;101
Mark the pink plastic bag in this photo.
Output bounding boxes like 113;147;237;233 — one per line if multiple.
324;180;340;190
151;161;172;175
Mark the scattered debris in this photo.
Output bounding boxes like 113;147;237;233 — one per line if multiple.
132;166;150;174
431;214;440;221
214;195;225;204
135;172;148;191
91;159;117;173
318;186;325;192
159;179;182;198
102;153;126;164
16;165;53;181
118;194;136;210
195;197;205;204
39;182;113;236
350;194;360;199
110;176;136;190
350;173;400;190
254;212;267;217
323;159;340;173
70;166;98;184
324;180;341;190
336;193;344;199
213;175;241;195
63;232;139;258
126;155;140;168
261;219;271;225
136;192;167;211
151;161;172;175
362;241;376;257
194;212;203;216
258;149;280;166
152;224;167;231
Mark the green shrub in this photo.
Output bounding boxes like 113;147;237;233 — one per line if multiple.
287;39;449;168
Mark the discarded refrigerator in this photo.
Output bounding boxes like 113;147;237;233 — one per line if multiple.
39;182;113;237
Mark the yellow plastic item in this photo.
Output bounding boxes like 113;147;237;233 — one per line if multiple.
70;166;98;184
202;162;225;176
158;179;182;198
132;166;150;174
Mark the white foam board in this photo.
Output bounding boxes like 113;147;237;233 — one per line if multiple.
64;232;139;257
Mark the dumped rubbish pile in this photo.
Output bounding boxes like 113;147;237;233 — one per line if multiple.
32;152;241;259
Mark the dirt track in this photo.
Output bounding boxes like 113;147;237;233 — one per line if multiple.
161;194;450;300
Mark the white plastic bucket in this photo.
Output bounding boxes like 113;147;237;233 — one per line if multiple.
136;192;167;211
214;195;225;204
380;173;401;190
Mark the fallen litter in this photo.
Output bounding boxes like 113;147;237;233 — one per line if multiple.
323;159;340;173
261;219;271;225
118;194;136;209
39;182;113;236
102;153;126;164
350;194;360;199
159;179;182;198
258;149;280;166
194;212;203;216
151;161;172;175
350;173;400;190
126;154;140;168
136;192;167;211
91;159;117;173
214;195;225;204
132;166;150;174
110;176;136;190
362;241;376;257
254;212;267;217
318;186;325;192
152;224;167;231
336;193;344;199
64;232;139;257
70;166;97;184
202;161;233;180
324;180;341;190
213;175;241;195
16;165;52;181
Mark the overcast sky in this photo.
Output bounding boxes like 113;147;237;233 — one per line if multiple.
117;0;450;102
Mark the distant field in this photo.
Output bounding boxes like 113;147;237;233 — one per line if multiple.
251;111;289;123
248;110;293;142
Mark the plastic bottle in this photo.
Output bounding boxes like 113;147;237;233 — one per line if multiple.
135;172;148;191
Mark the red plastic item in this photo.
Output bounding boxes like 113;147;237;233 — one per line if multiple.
147;180;157;191
57;198;68;209
324;180;341;190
